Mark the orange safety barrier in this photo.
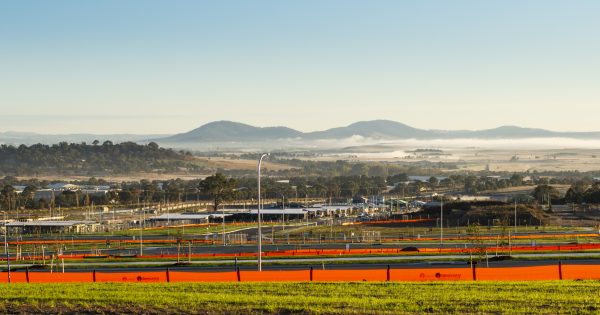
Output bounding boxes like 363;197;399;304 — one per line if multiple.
312;269;388;282
95;271;167;283
477;265;560;281
562;265;600;280
169;271;238;282
391;268;473;282
241;270;309;282
3;265;600;283
0;272;28;283
28;272;92;283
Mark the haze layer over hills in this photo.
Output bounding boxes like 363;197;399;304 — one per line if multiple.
3;120;600;150
160;120;600;142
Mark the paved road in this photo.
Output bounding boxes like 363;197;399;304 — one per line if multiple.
8;252;600;271
11;238;600;258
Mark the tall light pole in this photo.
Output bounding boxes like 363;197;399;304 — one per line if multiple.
257;153;269;271
2;211;10;284
440;195;444;248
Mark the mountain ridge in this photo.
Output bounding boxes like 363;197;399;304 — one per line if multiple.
3;120;600;146
159;120;303;142
156;120;600;143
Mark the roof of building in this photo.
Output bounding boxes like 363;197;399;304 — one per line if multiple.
6;220;96;227
307;204;354;210
149;213;232;221
249;209;307;215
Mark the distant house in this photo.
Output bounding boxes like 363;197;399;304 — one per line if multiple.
47;183;80;191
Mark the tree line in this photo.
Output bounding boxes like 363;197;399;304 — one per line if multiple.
0;172;526;211
3;170;600;212
0;141;202;175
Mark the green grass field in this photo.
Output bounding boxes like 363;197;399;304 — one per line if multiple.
1;281;599;314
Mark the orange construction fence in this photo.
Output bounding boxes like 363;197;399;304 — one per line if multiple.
2;264;599;284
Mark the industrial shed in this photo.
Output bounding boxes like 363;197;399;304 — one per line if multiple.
147;213;232;226
6;221;100;234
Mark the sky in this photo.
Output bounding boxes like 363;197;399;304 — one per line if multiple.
1;0;599;135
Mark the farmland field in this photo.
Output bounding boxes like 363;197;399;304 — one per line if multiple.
1;281;599;314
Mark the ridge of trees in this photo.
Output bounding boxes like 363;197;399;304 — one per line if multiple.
0;141;200;175
0;171;530;211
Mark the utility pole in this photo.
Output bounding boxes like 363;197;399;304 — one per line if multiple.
514;199;518;234
139;210;144;256
281;193;285;231
222;206;226;246
2;211;10;284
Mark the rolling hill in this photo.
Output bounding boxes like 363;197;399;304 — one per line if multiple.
155;120;600;144
159;121;303;142
4;120;600;147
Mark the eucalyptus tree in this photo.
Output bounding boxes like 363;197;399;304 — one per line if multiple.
199;173;238;211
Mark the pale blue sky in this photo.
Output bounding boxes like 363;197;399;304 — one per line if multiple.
1;0;599;134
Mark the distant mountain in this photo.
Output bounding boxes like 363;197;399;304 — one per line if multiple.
304;120;431;139
159;121;303;142
156;120;600;144
4;120;600;148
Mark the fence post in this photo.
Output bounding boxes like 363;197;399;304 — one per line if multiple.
166;268;170;283
310;267;313;282
387;265;391;282
558;261;563;280
25;266;30;283
472;264;477;281
93;269;96;283
236;267;241;282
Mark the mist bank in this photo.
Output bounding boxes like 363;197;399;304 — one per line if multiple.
153;136;600;153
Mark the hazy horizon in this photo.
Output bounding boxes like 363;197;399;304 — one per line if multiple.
2;1;600;134
2;117;600;136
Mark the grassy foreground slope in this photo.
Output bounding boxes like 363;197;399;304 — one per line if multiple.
1;281;599;314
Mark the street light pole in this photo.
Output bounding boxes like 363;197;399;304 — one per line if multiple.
440;195;444;248
2;211;10;284
257;153;269;271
